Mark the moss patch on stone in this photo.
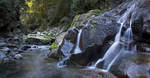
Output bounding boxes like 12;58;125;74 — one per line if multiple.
71;14;81;28
25;34;56;45
42;35;56;41
70;9;102;29
50;42;58;50
48;52;60;60
90;20;97;25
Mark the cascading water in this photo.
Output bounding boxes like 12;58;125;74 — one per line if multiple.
57;29;83;68
74;29;83;54
87;0;139;72
73;18;92;54
57;40;73;68
57;19;92;68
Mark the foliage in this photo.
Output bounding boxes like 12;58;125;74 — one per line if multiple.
20;0;55;29
0;0;123;31
20;0;111;30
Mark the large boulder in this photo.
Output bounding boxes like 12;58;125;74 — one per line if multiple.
57;9;120;66
110;53;150;78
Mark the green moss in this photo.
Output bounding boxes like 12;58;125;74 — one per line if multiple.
25;34;56;45
62;25;70;31
48;52;60;60
94;9;103;14
87;9;103;18
71;22;78;28
50;42;58;49
70;9;104;28
90;20;97;25
70;14;81;28
42;35;56;41
74;14;81;20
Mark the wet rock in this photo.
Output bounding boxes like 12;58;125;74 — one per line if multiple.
7;43;18;48
9;51;16;56
131;0;150;43
6;38;21;44
14;54;23;59
111;54;150;78
48;52;61;60
19;45;31;51
78;70;117;78
25;33;55;45
136;42;150;53
0;40;7;47
0;52;6;64
58;9;119;66
0;47;10;52
3;58;9;63
69;45;103;66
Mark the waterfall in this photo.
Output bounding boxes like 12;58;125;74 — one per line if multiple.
74;29;83;54
57;18;93;68
87;0;138;72
57;29;83;67
57;40;73;68
73;18;92;54
57;55;71;68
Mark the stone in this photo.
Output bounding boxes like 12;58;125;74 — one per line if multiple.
58;9;119;66
19;45;31;50
136;42;150;53
3;58;9;63
131;0;150;43
0;40;7;47
14;54;23;59
116;54;150;78
48;52;61;60
0;47;10;52
0;52;6;64
25;34;55;45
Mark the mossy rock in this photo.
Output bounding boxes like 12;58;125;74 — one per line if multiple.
48;52;60;60
50;42;58;50
70;9;101;28
25;34;56;45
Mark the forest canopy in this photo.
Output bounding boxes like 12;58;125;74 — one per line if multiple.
0;0;123;31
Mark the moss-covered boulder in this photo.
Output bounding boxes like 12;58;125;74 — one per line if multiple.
25;34;55;45
57;9;120;66
70;9;103;28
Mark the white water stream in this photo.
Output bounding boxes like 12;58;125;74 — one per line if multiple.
87;1;139;72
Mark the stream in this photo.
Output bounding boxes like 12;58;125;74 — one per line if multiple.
0;37;109;78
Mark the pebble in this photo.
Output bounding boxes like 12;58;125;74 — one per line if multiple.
3;58;9;63
0;47;10;52
14;54;23;59
0;53;6;63
0;40;7;47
